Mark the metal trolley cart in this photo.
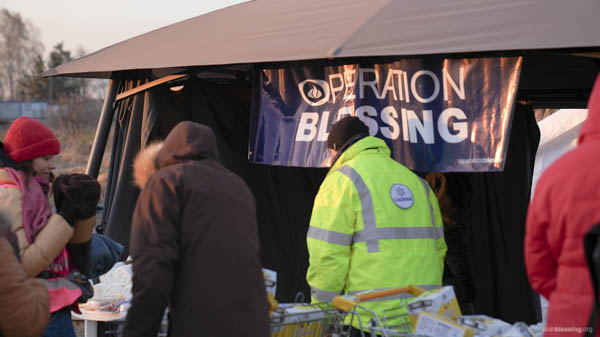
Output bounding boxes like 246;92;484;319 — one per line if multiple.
331;286;428;337
269;294;339;337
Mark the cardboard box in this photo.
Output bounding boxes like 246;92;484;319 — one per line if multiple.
263;269;278;314
457;315;512;336
263;268;277;296
415;312;476;337
407;286;462;321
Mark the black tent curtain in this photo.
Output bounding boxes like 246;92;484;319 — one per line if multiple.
100;73;147;253
101;74;541;324
468;102;541;323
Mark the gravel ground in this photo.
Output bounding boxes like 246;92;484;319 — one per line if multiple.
73;319;84;337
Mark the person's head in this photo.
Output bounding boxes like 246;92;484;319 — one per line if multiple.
3;117;60;180
326;116;370;159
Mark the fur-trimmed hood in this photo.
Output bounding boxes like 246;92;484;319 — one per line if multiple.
133;142;164;188
133;122;220;188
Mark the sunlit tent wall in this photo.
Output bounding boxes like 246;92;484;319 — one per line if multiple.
44;0;600;324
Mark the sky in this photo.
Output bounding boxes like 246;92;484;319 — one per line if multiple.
2;0;247;57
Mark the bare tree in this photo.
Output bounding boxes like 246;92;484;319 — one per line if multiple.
46;94;102;139
0;8;43;100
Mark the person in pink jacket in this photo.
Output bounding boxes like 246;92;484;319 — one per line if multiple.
526;73;600;337
0;117;100;337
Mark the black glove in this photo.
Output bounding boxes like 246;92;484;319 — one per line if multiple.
53;174;101;226
68;241;91;272
66;271;94;303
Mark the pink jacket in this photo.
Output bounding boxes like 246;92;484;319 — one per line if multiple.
0;168;83;312
0;169;73;277
526;74;600;337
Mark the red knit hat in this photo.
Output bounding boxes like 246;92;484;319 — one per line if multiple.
3;117;60;163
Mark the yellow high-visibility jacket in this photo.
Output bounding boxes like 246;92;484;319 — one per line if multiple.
306;136;447;330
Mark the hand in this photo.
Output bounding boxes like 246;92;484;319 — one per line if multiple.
67;271;94;303
53;174;101;225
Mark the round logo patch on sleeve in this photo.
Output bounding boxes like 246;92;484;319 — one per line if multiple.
390;184;414;209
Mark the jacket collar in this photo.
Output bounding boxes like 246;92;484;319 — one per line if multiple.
329;136;391;174
133;142;163;188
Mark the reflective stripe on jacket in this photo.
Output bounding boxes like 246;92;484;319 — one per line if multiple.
306;136;447;329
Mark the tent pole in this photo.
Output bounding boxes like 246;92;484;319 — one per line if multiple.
85;79;118;178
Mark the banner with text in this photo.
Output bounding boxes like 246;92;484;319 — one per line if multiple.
249;57;522;171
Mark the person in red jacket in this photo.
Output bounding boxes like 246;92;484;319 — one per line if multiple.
526;73;600;337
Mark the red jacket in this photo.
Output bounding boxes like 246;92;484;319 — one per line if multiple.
526;74;600;337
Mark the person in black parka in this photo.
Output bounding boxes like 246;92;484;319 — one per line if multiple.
123;121;269;337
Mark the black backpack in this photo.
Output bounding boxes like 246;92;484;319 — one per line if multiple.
584;223;600;337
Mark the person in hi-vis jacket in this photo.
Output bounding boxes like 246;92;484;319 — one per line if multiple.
306;116;447;335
